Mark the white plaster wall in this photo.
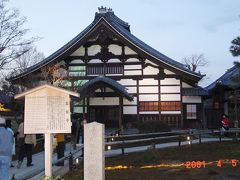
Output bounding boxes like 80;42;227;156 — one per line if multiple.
108;44;122;55
123;106;137;114
118;79;136;86
88;59;102;63
161;94;181;101
70;46;85;56
89;97;119;105
124;65;141;70
139;111;159;114
139;86;158;93
143;66;159;75
108;59;121;63
126;58;139;62
124;70;142;75
145;60;158;67
88;45;101;56
70;60;84;64
139;94;158;101
125;46;137;55
139;78;158;85
182;96;201;103
126;86;137;93
164;69;176;75
182;82;193;88
161;86;180;93
123;97;137;105
161;111;181;114
161;78;180;85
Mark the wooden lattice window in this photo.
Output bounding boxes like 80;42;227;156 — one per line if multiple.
139;101;181;111
87;65;123;75
160;102;181;111
186;104;197;119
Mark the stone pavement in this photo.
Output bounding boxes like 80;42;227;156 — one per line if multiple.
9;136;233;180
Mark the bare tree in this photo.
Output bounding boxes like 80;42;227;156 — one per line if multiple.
182;54;207;72
12;46;44;73
0;0;37;70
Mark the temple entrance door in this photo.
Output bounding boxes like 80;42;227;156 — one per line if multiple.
89;106;119;128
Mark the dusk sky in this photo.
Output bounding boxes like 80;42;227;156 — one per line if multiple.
8;0;240;86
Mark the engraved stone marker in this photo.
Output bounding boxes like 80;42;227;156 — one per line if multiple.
84;122;105;180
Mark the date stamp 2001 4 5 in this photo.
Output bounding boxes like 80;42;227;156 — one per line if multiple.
185;160;239;168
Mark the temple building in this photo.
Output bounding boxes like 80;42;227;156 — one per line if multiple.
205;65;240;128
10;7;207;129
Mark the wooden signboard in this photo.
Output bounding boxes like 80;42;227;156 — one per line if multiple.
15;84;79;134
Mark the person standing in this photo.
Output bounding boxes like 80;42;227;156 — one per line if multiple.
5;120;15;167
24;134;36;166
55;134;65;166
221;114;230;131
17;121;37;168
0;117;14;180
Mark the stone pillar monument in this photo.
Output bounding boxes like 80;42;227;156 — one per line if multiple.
84;122;105;180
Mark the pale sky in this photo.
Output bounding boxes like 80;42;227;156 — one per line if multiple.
8;0;240;86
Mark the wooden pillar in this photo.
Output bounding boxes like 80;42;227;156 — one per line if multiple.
180;79;184;128
158;79;161;121
119;97;123;132
137;79;140;123
87;97;90;122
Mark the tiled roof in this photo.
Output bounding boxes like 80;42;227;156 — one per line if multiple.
77;76;133;101
182;87;209;96
205;65;240;91
9;8;203;81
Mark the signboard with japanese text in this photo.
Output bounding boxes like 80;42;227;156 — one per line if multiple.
15;84;79;134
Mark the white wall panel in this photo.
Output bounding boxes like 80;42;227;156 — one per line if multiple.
145;60;158;66
70;46;85;56
161;86;180;93
118;79;136;86
161;111;181;114
182;82;193;88
139;78;158;85
124;65;141;70
89;59;102;63
161;78;180;85
126;58;140;62
124;70;142;75
123;97;137;105
143;66;159;75
182;96;201;103
139;111;159;114
108;59;121;63
161;94;181;101
108;44;121;55
88;45;101;56
125;46;137;55
139;94;158;101
139;86;158;93
89;97;119;106
70;60;84;64
126;87;137;93
123;106;137;114
164;69;175;75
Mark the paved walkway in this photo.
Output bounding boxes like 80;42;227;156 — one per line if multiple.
9;136;234;180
